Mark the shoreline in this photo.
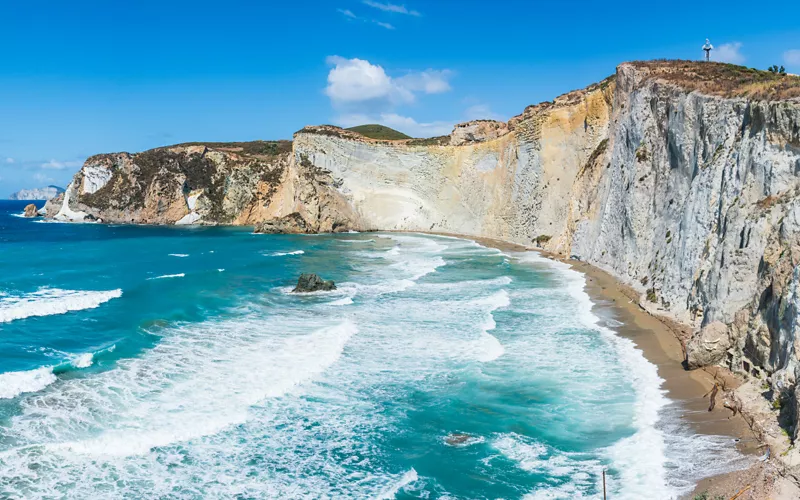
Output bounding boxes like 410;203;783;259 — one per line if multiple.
418;231;763;497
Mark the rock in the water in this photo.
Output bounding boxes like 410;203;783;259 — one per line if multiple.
23;204;39;217
686;321;731;369
254;213;311;234
292;273;336;293
444;433;474;446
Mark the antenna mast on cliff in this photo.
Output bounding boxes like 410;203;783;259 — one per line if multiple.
702;39;713;62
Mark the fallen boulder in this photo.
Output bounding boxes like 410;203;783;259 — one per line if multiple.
292;273;336;293
686;321;731;369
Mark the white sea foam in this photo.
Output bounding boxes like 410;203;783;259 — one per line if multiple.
72;353;94;369
0;367;57;399
168;253;189;257
22;320;357;457
512;252;678;498
269;250;304;257
474;290;509;362
0;288;123;323
376;469;418;499
148;273;185;280
328;297;354;306
218;268;225;272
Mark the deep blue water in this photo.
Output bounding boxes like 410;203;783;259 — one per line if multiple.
0;200;737;499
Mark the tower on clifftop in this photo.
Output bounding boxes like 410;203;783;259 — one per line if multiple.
702;39;713;62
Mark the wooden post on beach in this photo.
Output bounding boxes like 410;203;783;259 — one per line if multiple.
602;469;607;499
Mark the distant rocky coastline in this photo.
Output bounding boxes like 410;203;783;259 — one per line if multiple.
9;185;64;201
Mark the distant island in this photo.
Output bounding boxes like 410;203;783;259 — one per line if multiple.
9;185;65;201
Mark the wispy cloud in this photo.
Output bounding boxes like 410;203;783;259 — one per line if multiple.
4;157;13;164
715;42;745;64
785;49;800;68
34;172;55;183
464;104;505;122
363;0;420;16
338;6;398;29
324;56;454;138
325;56;452;110
41;159;82;170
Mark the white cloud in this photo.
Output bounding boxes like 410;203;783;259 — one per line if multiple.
396;69;452;94
374;21;395;30
34;172;55;183
715;42;745;64
4;157;13;164
784;49;800;67
41;159;82;170
324;56;452;110
463;104;505;122
335;112;452;138
362;0;420;16
337;8;357;18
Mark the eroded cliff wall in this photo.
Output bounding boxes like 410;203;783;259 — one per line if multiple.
51;62;800;401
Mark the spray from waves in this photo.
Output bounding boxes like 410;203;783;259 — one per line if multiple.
168;253;189;258
474;290;510;362
268;250;304;257
2;318;357;458
336;238;375;243
0;288;123;323
376;469;419;499
71;353;94;369
147;273;185;280
328;297;354;306
0;367;57;399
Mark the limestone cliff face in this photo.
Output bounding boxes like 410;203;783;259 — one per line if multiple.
568;64;800;393
294;79;614;255
50;62;800;410
48;141;360;231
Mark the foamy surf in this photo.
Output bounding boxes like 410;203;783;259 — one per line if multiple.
168;253;189;257
147;273;185;280
376;469;418;499
0;367;57;399
268;250;304;257
513;252;676;498
0;288;123;323
18;319;358;457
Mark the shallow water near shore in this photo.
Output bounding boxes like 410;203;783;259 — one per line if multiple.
0;200;746;498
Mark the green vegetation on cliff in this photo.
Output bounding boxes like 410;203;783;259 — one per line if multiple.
345;124;411;140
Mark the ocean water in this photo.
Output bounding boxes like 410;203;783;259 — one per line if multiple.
0;200;745;499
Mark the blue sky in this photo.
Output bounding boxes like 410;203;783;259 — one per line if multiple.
1;0;799;194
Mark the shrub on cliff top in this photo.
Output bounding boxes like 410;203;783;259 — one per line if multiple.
345;124;411;140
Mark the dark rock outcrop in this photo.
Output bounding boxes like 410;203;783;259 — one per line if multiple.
254;213;311;234
292;274;336;293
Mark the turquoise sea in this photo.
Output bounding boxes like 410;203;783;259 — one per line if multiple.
0;200;743;499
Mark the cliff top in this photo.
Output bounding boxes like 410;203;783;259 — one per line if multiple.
345;124;411;140
85;140;293;164
625;60;800;100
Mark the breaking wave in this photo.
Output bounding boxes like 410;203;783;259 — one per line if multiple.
0;288;122;323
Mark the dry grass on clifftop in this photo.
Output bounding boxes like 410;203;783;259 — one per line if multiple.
629;60;800;100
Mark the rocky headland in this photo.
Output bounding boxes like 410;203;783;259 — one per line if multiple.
46;60;800;490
